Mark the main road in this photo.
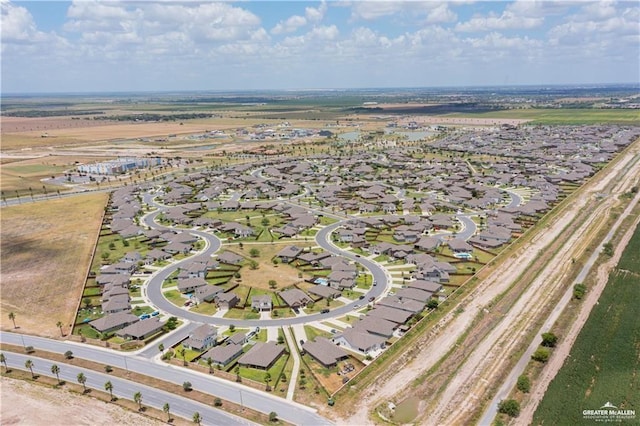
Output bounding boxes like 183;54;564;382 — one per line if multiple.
0;332;332;425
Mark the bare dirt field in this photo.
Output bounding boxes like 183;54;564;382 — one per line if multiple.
0;376;162;426
0;193;108;337
1;116;120;134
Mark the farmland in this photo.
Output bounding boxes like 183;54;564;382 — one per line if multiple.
532;223;640;424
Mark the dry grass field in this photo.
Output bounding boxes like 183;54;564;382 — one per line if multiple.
0;192;108;337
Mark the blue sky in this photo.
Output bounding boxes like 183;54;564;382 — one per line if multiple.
1;1;639;93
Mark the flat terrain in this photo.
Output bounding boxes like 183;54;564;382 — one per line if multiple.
532;223;640;424
0;376;162;426
0;193;108;337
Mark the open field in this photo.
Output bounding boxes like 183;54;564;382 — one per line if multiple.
0;193;108;337
1;155;111;195
0;376;164;426
532;223;640;425
447;108;640;124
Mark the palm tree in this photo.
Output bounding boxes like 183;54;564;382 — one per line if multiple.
133;391;143;411
264;372;272;391
0;353;7;372
192;412;202;425
56;321;64;337
51;364;61;384
77;372;87;393
158;343;164;356
25;359;35;378
206;357;214;374
104;381;114;401
8;312;16;329
163;403;171;422
180;347;187;366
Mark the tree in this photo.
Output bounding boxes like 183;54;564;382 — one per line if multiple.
268;280;278;290
8;312;16;329
214;397;222;407
602;242;614;256
249;260;259;270
77;372;87;392
104;365;113;373
532;347;550;363
206;357;214;374
56;321;64;337
498;399;520;417
192;412;202;425
180;347;187;366
517;375;531;393
234;365;241;382
51;364;61;384
183;381;192;391
541;332;558;348
249;248;260;257
105;380;114;401
264;372;272;391
229;324;235;332
277;335;285;345
163;403;171;422
573;283;586;299
25;359;35;378
64;350;73;359
269;411;278;422
427;299;439;310
0;353;7;372
133;391;143;411
261;217;270;227
158;343;164;355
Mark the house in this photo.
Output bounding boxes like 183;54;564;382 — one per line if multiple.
217;251;244;265
102;296;131;314
122;251;143;264
333;328;386;355
96;274;131;287
90;312;139;334
195;285;224;303
116;318;164;340
328;271;356;290
177;277;208;294
378;296;425;313
367;306;414;324
202;343;244;367
251;295;273;311
447;238;473;254
238;342;285;369
228;332;248;346
414;236;441;252
395;288;433;303
183;324;218;351
302;337;349;367
215;292;240;309
406;280;443;294
101;262;136;275
276;245;304;263
352;316;397;338
308;285;341;300
279;288;312;308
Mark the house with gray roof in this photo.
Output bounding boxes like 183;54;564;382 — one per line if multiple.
302;337;349;367
177;277;207;293
195;285;224;303
406;280;443;294
202;343;244;367
367;306;414;324
183;324;218;351
238;342;285;369
251;295;272;311
116;318;164;340
215;292;240;309
217;251;244;265
276;245;304;263
279;288;312;308
90;312;139;334
352;316;398;338
395;288;434;303
333;328;386;355
308;285;341;300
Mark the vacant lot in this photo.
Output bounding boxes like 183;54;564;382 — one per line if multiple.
448;108;640;125
0;193;108;337
533;223;640;424
0;376;163;426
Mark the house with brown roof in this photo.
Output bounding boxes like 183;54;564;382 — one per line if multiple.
279;288;312;308
302;337;349;367
238;342;285;369
276;245;304;263
333;328;386;355
177;277;207;293
90;312;139;334
215;292;240;309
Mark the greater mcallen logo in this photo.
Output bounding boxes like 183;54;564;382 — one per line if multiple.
583;402;636;422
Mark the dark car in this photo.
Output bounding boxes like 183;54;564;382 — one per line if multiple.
321;308;330;314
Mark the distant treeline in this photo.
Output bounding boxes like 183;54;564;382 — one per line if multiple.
2;110;104;118
348;103;505;115
94;113;215;122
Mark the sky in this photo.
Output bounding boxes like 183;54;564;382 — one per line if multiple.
1;0;639;93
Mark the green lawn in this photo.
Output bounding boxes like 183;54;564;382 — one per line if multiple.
190;302;218;315
224;308;260;320
533;223;640;424
163;289;186;306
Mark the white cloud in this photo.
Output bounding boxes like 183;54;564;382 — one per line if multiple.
425;4;457;24
456;9;544;32
305;1;328;23
272;15;307;35
1;0;47;42
349;1;406;20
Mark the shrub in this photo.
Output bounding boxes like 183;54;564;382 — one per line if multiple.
269;412;278;422
214;398;222;407
573;283;587;299
498;399;520;417
64;350;74;359
104;365;113;373
517;375;530;393
532;347;550;363
182;381;192;391
541;332;558;348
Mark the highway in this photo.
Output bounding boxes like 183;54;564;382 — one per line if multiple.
0;332;331;425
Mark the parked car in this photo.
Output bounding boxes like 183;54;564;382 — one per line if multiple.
321;308;330;314
151;311;160;317
139;314;150;320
